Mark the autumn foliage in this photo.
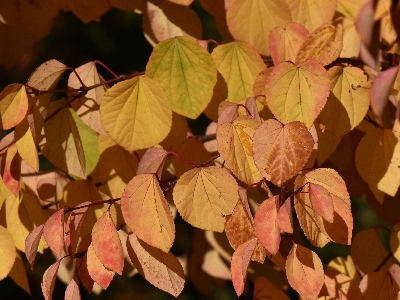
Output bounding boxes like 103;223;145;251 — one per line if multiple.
2;0;400;299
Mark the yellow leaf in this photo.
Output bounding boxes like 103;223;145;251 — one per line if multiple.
265;60;330;129
146;36;217;119
0;84;29;130
286;0;337;32
15;118;39;172
211;41;265;103
316;65;370;164
159;112;188;152
340;18;362;58
8;251;30;295
295;24;343;66
226;0;292;57
121;174;175;252
100;76;172;151
27;59;67;91
40;101;100;178
5;189;47;253
217;116;263;184
173;166;239;232
0;225;16;280
337;0;367;19
145;1;202;43
326;255;359;281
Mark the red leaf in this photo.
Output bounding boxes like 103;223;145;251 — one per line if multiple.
127;232;185;297
65;276;81;300
25;223;45;270
87;242;114;289
43;208;65;258
254;196;281;255
41;259;62;300
309;183;334;223
92;210;124;275
66;202;90;259
230;238;257;296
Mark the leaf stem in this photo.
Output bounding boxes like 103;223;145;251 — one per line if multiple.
374;252;393;272
64;198;121;213
94;60;119;78
167;151;196;168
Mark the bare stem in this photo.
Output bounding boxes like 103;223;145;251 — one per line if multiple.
94;60;118;78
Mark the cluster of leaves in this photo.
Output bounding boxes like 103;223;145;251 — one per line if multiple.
2;0;400;299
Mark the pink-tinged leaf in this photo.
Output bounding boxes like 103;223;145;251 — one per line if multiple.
253;276;290;300
86;243;114;289
370;66;399;120
76;235;94;293
269;22;310;65
67;202;90;259
277;197;293;234
136;147;168;179
286;244;324;299
25;223;45;270
217;102;239;126
41;259;62;300
127;232;185;297
43;209;65;258
27;59;67;91
245;97;261;122
0;139;20;196
65;276;81;300
92;210;124;275
121;173;175;252
254;196;281;255
230;238;257;296
309;183;334;223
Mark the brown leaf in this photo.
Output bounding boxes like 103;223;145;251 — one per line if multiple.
253;276;290;300
25;223;45;270
136;147;168;179
41;259;62;300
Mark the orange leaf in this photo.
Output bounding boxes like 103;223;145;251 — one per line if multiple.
295;24;343;66
25;223;45;270
226;0;292;56
15;117;39;172
27;59;67;91
121;173;175;252
0;133;21;196
225;187;266;263
324;272;363;299
269;22;310;64
309;183;334;223
294;168;353;247
265;60;330;129
41;259;62;300
359;268;400;299
127;232;185;297
253;120;314;186
173;166;239;232
254;196;281;255
136;147;168;179
0;83;29;130
65;276;81;300
217;115;263;184
253;276;290;300
92;210;124;275
253;67;274;97
277;197;293;234
76;235;94;293
43;208;65;258
66;202;90;259
231;238;257;296
87;242;114;289
285;243;324;299
0;225;16;280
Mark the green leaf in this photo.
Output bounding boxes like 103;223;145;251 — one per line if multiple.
146;36;217;119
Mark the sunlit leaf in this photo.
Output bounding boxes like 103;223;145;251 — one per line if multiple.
286;0;337;32
92;210;124;274
225;187;266;263
340;17;362;58
127;232;185;297
8;251;31;295
326;255;359;280
173;166;239;232
211;41;265;103
25;223;45;270
217;116;263;184
27;59;67;91
286;243;324;299
253;67;274;98
121;173;175;252
226;0;292;56
65;276;81;300
309;183;334;223
295;24;343;66
66;202;90;259
324;272;363;299
270;22;310;65
41;259;62;300
253;120;314;186
15;117;39;172
41;102;100;178
146;36;217;119
265;60;330;129
0;133;21;196
254;196;281;255
294;168;353;246
43;208;65;259
100;76;172;151
231;238;257;296
87;242;114;289
0;225;16;280
277;196;293;234
0;83;29;130
137;147;168;179
253;276;290;300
